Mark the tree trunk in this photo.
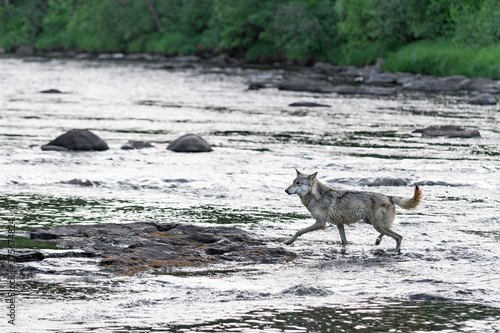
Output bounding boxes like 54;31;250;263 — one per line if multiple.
144;0;163;32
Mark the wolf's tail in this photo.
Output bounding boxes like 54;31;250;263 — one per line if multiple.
391;185;423;210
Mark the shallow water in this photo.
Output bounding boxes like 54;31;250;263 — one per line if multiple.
0;57;499;332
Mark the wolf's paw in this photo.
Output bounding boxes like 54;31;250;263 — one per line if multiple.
284;238;294;245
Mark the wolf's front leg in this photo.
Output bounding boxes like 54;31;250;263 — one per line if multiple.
285;220;326;245
337;225;348;247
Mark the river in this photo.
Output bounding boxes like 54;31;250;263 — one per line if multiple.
0;57;499;332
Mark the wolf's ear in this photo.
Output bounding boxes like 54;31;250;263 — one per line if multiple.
308;172;318;180
295;169;302;175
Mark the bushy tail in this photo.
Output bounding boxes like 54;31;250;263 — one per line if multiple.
391;185;423;210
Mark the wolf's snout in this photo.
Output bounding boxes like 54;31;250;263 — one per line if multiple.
285;188;293;195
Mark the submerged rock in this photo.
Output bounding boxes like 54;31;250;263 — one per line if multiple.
41;129;109;151
248;82;266;90
27;222;295;275
363;178;409;187
467;93;497;105
332;85;397;96
167;134;213;153
289;101;331;107
63;179;101;187
121;140;154;150
278;79;336;93
413;126;481;138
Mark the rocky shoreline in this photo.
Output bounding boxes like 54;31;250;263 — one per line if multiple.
2;50;499;104
271;61;500;102
1;222;295;276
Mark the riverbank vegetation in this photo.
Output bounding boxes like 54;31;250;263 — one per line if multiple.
1;0;500;78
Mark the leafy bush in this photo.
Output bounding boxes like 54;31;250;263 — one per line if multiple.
384;39;500;79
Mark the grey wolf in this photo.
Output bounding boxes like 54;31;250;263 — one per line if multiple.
284;170;422;252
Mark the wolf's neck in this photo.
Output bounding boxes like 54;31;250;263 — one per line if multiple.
299;179;330;204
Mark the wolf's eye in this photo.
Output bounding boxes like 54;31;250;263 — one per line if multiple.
296;181;301;185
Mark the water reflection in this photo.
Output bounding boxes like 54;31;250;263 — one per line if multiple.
87;300;500;333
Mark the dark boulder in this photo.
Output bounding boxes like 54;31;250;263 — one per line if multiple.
467;93;497;105
121;140;154;150
167;134;213;153
41;129;109;151
413;126;481;138
289;101;330;107
40;89;62;94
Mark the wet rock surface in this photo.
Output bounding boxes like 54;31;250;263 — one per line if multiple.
121;140;154;150
467;93;497;105
276;62;500;95
413;126;481;138
41;129;109;151
167;133;213;153
289;101;331;107
24;222;296;275
278;78;336;93
40;88;63;94
329;177;465;187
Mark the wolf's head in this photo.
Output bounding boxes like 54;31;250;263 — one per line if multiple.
285;169;317;196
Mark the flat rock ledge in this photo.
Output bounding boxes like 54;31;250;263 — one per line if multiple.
25;222;295;275
413;126;481;138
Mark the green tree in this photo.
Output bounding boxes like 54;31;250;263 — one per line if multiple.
0;0;48;49
274;0;340;62
452;0;500;47
214;0;280;59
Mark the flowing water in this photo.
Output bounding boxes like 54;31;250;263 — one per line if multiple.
0;57;499;332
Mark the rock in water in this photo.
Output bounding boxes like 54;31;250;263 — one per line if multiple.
413;126;481;138
121;140;154;150
40;89;62;94
467;93;497;105
28;222;296;275
41;129;109;151
278;79;336;93
289;101;331;107
167;134;213;153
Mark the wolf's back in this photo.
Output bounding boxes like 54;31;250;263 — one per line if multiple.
391;185;423;210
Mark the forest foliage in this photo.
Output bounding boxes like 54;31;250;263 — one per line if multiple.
1;0;500;77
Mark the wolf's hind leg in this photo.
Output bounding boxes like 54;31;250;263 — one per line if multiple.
375;233;384;245
379;229;403;252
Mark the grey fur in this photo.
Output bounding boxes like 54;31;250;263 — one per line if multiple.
285;169;423;252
